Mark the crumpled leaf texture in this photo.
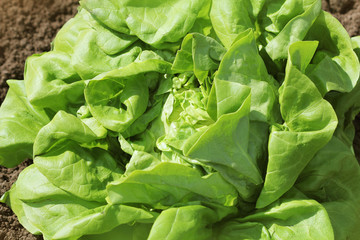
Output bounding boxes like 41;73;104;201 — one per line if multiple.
0;0;359;239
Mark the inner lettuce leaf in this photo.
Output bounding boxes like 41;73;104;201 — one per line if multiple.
172;33;227;84
184;88;264;203
84;59;172;133
1;0;360;239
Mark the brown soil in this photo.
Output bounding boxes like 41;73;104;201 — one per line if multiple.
322;0;360;37
0;0;359;239
0;0;79;102
0;160;41;240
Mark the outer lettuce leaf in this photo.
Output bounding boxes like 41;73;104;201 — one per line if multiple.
25;8;141;112
24;51;84;112
91;58;173;82
119;130;157;156
213;29;281;171
352;36;360;58
34;142;123;203
78;117;108;139
207;79;252;121
33;111;102;155
80;0;207;48
305;11;360;95
124;151;161;175
217;199;334;240
2;164;156;240
0;80;50;167
85;76;149;133
148;204;233;240
264;0;321;60
257;41;338;208
327;36;360;146
107;162;238;208
81;223;152;240
121;94;166;139
33;111;123;203
188;0;213;37
54;9;139;80
216;222;271;240
2;165;103;240
52;204;157;240
200;30;280;202
72;31;141;80
210;0;322;61
296;136;360;240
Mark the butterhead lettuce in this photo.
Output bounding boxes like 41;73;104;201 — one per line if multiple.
0;0;360;239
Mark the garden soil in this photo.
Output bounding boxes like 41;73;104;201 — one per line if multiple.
0;0;359;239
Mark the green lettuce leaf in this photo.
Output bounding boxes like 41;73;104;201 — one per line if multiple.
148;204;234;240
257;41;337;208
1;1;360;239
107;162;238;208
172;33;226;83
264;0;321;60
296;136;360;240
2;165;103;239
218;198;334;240
305;11;360;95
80;0;207;48
24;51;84;112
185;87;263;202
84;60;172;133
33;111;123;203
0;80;50;167
210;0;263;48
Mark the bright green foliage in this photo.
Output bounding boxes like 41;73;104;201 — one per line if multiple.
1;0;360;239
217;198;334;240
296;136;360;239
0;81;50;167
256;41;338;208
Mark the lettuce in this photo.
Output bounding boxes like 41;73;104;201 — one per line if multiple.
1;0;360;239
